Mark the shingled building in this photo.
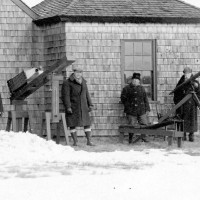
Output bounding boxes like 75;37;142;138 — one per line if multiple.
1;0;200;135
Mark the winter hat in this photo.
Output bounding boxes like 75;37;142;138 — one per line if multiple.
72;65;83;72
132;73;141;80
183;67;192;74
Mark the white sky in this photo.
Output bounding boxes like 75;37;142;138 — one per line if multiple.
22;0;200;8
22;0;43;7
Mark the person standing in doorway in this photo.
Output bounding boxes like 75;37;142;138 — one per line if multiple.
121;72;150;144
173;67;200;142
61;65;94;146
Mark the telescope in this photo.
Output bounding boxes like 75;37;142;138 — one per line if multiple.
169;71;200;95
7;56;74;102
6;56;75;144
158;70;200;123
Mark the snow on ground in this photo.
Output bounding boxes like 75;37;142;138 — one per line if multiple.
0;130;200;200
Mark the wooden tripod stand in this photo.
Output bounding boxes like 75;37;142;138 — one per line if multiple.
40;74;69;145
6;100;31;132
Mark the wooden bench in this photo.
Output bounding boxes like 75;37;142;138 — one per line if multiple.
119;124;184;148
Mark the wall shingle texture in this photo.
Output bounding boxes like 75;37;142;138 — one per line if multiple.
64;22;200;135
0;0;44;132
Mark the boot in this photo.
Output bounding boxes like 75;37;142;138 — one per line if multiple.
189;133;194;142
85;131;95;146
71;132;78;146
129;133;133;144
183;132;187;141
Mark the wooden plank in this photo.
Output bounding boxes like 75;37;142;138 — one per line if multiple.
158;93;192;123
24;118;29;132
174;131;184;137
15;111;29;118
119;127;174;137
7;110;29;118
6;117;12;132
119;120;175;130
51;75;61;123
61;113;69;145
12;100;27;105
11;111;17;132
45;112;51;140
177;138;182;148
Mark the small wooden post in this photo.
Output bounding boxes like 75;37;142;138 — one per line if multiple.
6;100;31;132
51;74;62;123
175;121;184;148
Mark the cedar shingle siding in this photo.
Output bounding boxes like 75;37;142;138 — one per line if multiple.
63;22;200;135
1;0;200;135
32;0;200;135
0;0;43;133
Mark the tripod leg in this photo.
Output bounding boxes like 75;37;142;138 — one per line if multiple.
192;92;200;108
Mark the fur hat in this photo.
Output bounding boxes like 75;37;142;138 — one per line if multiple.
183;67;192;74
132;73;141;80
72;65;83;72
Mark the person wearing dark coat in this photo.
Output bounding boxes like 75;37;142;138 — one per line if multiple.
173;67;200;142
121;72;150;144
61;66;94;146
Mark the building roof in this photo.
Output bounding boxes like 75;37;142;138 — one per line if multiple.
32;0;200;24
11;0;39;19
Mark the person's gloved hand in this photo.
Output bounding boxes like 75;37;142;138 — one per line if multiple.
67;108;73;114
88;106;94;112
193;82;198;88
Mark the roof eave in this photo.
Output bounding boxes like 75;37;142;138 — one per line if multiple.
33;15;200;26
33;15;62;26
11;0;39;20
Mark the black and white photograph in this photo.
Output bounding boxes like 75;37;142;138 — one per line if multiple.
1;0;200;199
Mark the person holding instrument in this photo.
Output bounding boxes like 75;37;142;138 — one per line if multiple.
173;67;200;142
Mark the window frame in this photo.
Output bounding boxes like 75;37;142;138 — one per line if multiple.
120;39;157;101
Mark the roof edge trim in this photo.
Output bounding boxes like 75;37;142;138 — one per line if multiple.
34;15;200;26
11;0;39;20
33;16;62;26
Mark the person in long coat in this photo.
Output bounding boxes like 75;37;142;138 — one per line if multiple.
121;72;150;143
173;67;200;142
61;66;94;146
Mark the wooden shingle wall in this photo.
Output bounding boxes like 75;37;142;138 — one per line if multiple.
64;22;200;135
42;23;67;136
0;0;44;133
30;24;45;134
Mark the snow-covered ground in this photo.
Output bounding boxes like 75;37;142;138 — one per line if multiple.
0;130;200;200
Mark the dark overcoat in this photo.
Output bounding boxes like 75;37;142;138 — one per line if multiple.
61;74;93;127
121;83;150;116
173;75;200;132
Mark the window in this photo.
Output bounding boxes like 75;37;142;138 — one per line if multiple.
121;40;157;100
